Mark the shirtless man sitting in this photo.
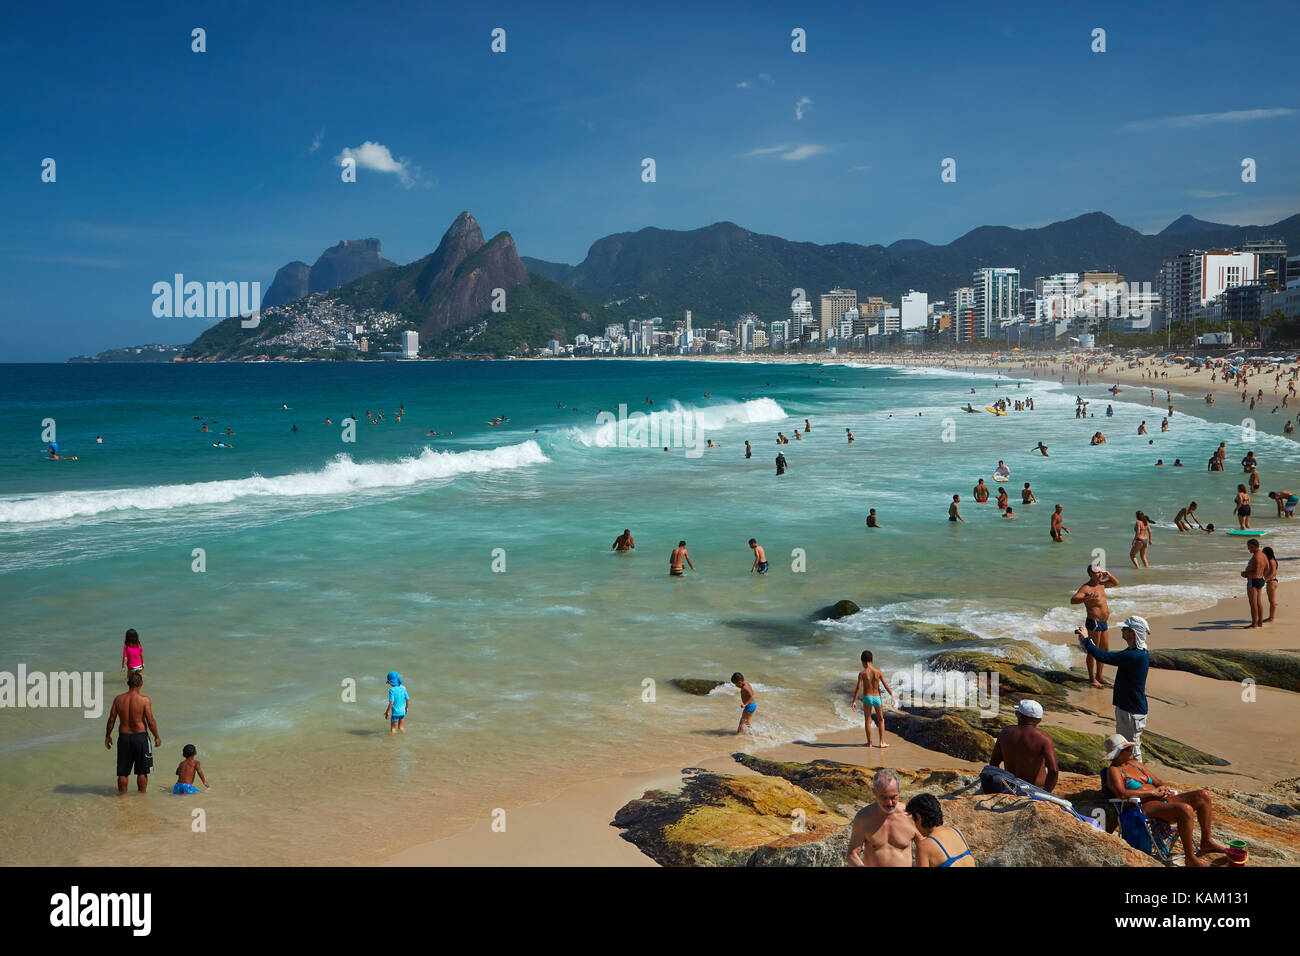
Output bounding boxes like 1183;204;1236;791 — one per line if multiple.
846;768;917;867
104;671;162;794
1070;565;1120;687
983;700;1060;792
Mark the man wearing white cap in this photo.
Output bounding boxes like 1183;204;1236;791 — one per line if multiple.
1077;616;1150;760
981;699;1060;794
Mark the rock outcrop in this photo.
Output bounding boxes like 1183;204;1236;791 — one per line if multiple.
261;240;396;309
613;759;1300;867
670;678;724;696
818;600;861;620
308;239;394;294
328;212;531;342
1147;648;1300;693
612;769;848;867
262;261;311;310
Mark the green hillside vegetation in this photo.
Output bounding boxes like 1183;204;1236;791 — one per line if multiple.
430;273;606;356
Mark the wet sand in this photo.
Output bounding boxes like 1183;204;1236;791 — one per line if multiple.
392;587;1300;865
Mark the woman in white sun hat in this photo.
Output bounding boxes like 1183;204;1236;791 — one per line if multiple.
1103;733;1227;867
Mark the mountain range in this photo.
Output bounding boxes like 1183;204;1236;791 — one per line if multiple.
181;209;1298;360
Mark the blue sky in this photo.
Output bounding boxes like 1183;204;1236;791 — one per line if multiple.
2;0;1297;360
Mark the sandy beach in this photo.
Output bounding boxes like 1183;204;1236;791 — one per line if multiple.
392;586;1300;866
393;351;1300;866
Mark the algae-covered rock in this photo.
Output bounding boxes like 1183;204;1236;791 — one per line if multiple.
614;760;1300;866
1140;731;1230;771
1148;648;1300;693
884;711;995;762
612;772;848;866
893;620;980;643
1042;726;1108;774
730;755;878;813
670;678;724;696
819;599;861;620
925;651;1060;698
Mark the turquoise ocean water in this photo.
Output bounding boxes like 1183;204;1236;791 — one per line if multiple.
1;359;1295;863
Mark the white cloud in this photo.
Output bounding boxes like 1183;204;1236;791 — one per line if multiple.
1188;189;1234;199
795;96;812;121
578;118;596;130
850;164;869;173
781;144;825;161
1123;108;1295;131
335;141;418;187
309;128;324;153
759;73;773;84
736;80;751;88
741;144;826;161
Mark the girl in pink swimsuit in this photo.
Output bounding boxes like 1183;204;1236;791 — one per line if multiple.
121;628;144;673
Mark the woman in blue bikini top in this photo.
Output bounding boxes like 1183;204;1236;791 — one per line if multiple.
906;793;975;867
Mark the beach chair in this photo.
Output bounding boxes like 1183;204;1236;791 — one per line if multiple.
1100;770;1198;865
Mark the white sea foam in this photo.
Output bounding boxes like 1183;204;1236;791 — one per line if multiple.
563;397;787;447
0;441;550;524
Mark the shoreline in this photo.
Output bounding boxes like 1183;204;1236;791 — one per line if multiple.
389;353;1300;865
392;583;1300;866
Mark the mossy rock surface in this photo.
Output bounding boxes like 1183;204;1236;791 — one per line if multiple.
925;652;1061;698
731;754;878;813
613;771;848;866
670;678;724;696
1148;648;1300;693
893;620;980;643
884;711;995;762
818;599;861;620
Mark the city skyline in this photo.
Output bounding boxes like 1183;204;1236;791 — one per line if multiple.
3;1;1298;360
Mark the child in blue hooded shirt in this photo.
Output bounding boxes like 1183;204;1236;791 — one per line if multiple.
385;671;409;734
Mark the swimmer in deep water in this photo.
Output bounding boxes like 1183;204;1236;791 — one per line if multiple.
1031;442;1048;456
610;529;634;552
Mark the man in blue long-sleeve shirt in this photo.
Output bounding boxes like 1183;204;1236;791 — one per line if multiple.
1076;615;1150;761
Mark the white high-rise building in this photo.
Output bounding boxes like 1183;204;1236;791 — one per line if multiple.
683;310;693;348
972;268;1020;338
900;291;928;331
1160;251;1258;324
770;319;791;349
791;300;814;341
839;308;858;340
402;331;418;358
1036;273;1080;298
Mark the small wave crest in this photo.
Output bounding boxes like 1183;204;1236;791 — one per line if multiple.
561;397;787;448
0;441;550;524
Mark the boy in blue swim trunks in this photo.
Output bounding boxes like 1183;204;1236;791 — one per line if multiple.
748;538;768;574
385;671;409;734
851;650;893;748
173;744;209;794
732;672;757;734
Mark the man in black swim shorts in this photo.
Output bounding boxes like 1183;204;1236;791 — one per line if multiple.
105;671;161;794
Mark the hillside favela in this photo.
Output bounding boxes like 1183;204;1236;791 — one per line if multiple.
3;1;1298;938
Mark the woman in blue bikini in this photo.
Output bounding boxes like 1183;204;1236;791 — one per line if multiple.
1104;734;1227;867
906;793;974;867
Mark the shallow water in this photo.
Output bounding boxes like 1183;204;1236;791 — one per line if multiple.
1;359;1295;863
